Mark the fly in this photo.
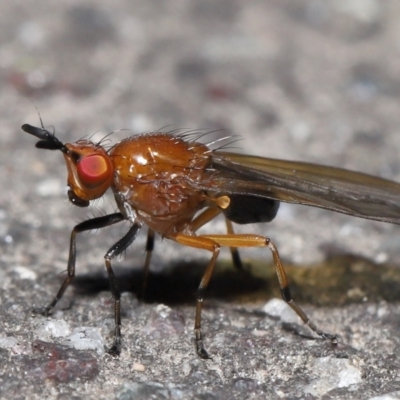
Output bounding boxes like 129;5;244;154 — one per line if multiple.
22;121;400;358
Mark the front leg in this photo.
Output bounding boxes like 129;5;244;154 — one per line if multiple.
33;212;125;316
104;222;142;356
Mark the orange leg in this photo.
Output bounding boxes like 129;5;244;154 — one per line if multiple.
172;233;220;359
140;208;240;298
189;207;244;269
171;232;337;358
187;207;221;232
203;234;337;343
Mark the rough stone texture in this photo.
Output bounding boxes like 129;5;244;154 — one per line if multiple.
1;1;400;399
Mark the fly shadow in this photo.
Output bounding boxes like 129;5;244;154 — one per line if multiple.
70;258;268;305
68;253;400;307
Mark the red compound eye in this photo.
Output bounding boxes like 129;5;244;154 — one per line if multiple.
77;154;111;187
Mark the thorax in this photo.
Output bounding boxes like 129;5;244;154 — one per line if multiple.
109;133;212;235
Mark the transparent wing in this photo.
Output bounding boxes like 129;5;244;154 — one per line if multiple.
206;152;400;224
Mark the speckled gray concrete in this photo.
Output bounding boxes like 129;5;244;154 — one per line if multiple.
1;1;400;399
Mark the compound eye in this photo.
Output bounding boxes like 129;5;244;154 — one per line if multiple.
77;154;111;187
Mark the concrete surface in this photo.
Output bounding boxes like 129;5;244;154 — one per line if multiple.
1;1;400;399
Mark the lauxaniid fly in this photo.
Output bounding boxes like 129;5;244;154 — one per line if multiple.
22;122;400;358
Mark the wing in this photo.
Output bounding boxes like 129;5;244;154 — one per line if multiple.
205;152;400;224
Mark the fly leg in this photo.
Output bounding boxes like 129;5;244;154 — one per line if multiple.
266;240;337;342
188;206;244;270
104;222;142;356
140;229;155;299
172;233;220;359
202;234;337;344
225;219;244;270
32;212;125;316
